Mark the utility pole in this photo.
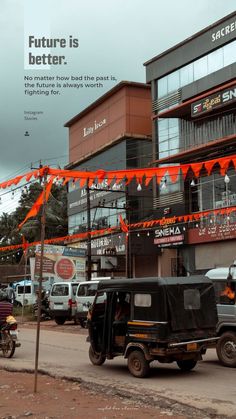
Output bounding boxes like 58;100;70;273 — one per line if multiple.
34;168;47;393
86;180;92;281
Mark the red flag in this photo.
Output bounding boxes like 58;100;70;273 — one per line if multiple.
18;179;53;229
119;215;129;233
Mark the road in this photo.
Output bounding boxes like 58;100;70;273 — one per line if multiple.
0;325;236;418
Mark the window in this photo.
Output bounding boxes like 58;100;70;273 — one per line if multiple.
17;286;31;294
193;55;208;80
208;48;223;74
223;40;236;67
158;77;168;98
180;63;193;87
190;170;236;213
134;293;151;307
156;40;236;101
158;118;179;158
51;284;69;296
167;71;180;93
213;281;235;305
184;289;200;310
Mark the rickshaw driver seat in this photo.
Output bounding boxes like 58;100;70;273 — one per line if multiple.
113;293;130;347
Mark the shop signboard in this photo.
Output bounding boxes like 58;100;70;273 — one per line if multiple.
188;222;236;244
73;233;126;256
191;85;236;117
34;244;86;281
154;223;185;247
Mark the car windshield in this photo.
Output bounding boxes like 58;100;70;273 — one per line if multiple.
78;283;98;296
51;285;69;296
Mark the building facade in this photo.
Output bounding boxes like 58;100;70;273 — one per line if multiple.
145;12;236;274
65;81;158;278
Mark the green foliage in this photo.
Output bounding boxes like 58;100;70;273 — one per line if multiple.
0;182;68;257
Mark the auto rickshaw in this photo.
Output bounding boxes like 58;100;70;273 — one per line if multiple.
87;276;218;378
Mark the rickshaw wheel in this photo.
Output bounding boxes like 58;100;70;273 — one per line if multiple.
176;359;197;371
89;345;106;366
128;350;150;378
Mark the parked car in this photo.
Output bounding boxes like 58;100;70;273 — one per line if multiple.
87;276;218;378
75;281;99;328
49;281;80;325
206;263;236;367
75;278;112;327
14;280;38;307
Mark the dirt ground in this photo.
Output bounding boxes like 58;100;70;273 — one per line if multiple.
0;320;187;419
0;369;186;419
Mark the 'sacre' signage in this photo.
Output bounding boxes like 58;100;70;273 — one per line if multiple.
191;86;236;117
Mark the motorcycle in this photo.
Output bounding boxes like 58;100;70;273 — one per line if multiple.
33;293;51;321
0;315;21;358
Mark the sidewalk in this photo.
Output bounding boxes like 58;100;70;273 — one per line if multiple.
0;368;186;419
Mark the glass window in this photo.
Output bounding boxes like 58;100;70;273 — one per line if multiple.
157;41;235;101
167;71;180;93
158;77;168;98
213;281;235;305
51;284;69;296
184;289;200;310
17;286;31;294
208;48;223;74
193;55;208;80
223;40;236;67
200;177;213;210
134;293;151;307
180;63;193;87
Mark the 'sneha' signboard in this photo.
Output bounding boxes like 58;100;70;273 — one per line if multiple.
154;225;185;247
191;85;236;117
35;244;86;281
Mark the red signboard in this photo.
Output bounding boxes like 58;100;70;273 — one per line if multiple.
188;223;236;244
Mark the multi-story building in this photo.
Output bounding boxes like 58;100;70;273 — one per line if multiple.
145;12;236;275
65;81;158;278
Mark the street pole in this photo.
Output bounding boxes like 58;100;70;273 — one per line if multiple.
34;173;47;393
86;180;92;281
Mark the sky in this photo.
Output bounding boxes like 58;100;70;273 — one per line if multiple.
0;0;235;213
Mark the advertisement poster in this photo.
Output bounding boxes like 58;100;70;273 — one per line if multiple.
0;0;235;192
34;244;86;281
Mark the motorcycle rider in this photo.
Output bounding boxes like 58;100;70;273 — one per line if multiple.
0;289;13;326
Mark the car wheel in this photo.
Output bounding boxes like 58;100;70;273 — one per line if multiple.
216;332;236;367
127;350;150;378
89;345;105;366
74;315;80;325
176;359;197;371
79;319;87;328
55;317;66;325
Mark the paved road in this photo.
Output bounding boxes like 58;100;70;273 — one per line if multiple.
0;326;236;418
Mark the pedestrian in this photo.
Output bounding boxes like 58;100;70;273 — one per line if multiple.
0;289;13;325
6;283;15;304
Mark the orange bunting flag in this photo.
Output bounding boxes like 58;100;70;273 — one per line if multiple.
119;215;129;233
18;179;53;230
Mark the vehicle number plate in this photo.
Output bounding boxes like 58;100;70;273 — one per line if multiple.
54;304;63;309
9;331;17;337
187;343;197;351
83;306;88;312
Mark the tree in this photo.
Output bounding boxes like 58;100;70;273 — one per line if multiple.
14;182;68;242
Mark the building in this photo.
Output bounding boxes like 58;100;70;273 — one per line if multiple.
65;81;158;278
144;12;236;275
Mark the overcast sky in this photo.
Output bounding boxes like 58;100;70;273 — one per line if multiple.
0;0;235;211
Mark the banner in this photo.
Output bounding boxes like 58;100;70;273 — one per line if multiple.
34;244;86;281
